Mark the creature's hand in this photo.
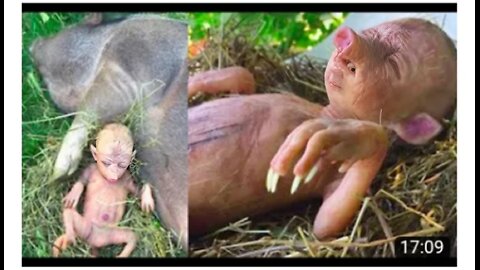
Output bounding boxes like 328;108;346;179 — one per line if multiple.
140;184;155;213
266;118;388;193
62;183;84;209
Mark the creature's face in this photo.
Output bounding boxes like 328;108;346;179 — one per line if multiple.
324;18;456;124
90;124;135;183
94;147;132;183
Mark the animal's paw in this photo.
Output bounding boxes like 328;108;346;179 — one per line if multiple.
50;122;89;181
266;118;388;194
52;234;74;257
140;184;155;213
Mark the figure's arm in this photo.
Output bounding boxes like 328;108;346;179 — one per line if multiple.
312;144;387;238
188;66;255;97
126;176;154;213
63;164;95;209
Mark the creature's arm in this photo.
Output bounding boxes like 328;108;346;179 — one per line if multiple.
188;66;255;98
63;164;95;209
126;176;154;213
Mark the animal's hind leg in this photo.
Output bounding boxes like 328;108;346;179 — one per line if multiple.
112;229;137;257
50;115;92;181
87;226;137;258
52;208;91;257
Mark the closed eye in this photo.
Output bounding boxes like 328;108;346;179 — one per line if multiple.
118;163;128;169
102;161;112;166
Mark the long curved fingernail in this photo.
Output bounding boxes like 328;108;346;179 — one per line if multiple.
305;165;319;183
338;162;349;173
271;172;280;193
291;175;303;194
266;168;273;191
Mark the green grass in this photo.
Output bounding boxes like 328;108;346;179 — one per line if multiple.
22;12;185;258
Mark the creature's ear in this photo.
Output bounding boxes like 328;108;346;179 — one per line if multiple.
83;13;103;26
390;113;443;145
90;144;98;161
131;150;137;162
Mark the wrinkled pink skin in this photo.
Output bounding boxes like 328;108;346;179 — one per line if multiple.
188;66;255;97
188;18;456;238
53;127;154;257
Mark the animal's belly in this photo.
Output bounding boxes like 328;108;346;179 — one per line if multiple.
188;94;334;236
83;197;126;225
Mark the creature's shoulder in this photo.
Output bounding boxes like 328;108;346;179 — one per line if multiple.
79;163;99;184
120;171;135;186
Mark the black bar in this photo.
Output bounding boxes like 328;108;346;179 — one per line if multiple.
23;257;457;267
22;3;457;13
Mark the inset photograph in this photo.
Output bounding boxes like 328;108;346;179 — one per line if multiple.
22;12;188;257
188;12;457;258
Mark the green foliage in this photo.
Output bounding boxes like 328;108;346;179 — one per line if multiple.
189;12;346;55
22;13;85;170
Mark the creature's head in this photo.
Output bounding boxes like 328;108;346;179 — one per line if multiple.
325;18;456;144
90;123;135;183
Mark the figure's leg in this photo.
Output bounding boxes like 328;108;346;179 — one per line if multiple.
87;226;137;258
52;234;69;257
90;247;99;257
52;208;91;257
112;229;137;257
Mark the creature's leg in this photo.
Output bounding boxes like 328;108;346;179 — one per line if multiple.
52;208;91;257
50;116;91;181
188;66;255;97
87;226;137;258
90;247;99;257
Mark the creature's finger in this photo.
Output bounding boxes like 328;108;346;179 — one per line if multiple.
64;198;72;208
148;202;154;213
271;120;328;175
324;141;352;162
266;168;273;192
304;164;319;184
270;171;280;193
290;161;320;194
338;159;356;173
143;202;149;213
290;175;303;194
293;130;335;176
72;198;79;209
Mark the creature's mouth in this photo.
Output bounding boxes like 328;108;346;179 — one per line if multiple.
105;178;118;184
328;80;342;89
327;67;344;90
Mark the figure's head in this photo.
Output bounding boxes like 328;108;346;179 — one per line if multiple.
324;18;456;144
90;123;135;183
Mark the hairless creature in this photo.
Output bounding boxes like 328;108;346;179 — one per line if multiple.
31;14;189;249
188;18;456;239
53;124;155;257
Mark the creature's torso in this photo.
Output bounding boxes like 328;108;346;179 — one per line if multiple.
82;168;130;226
188;94;341;236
